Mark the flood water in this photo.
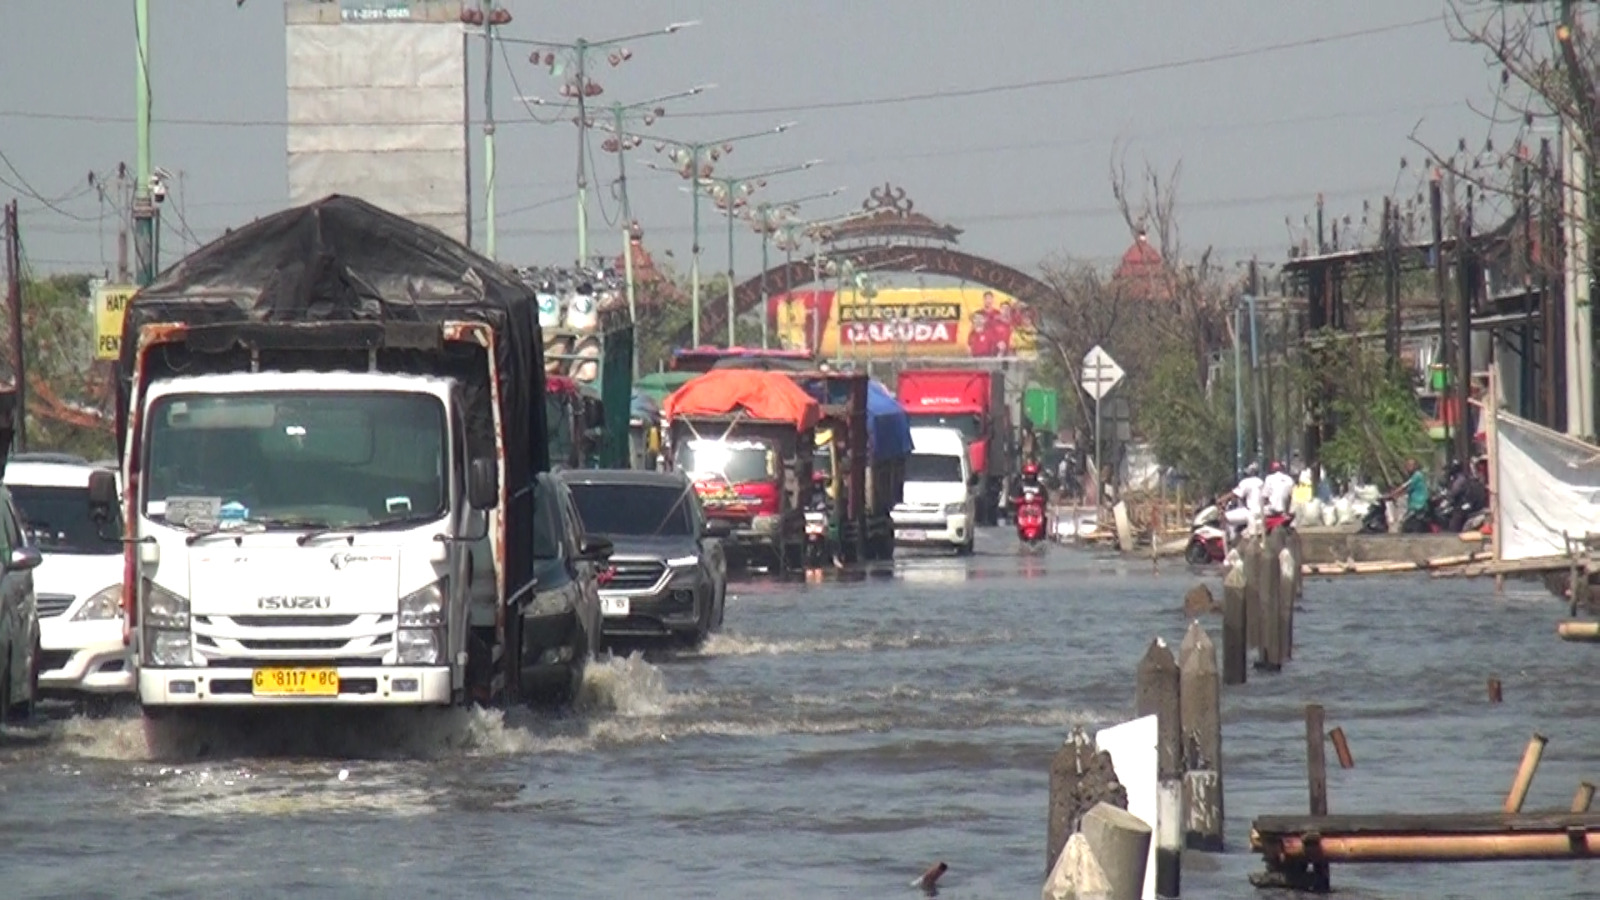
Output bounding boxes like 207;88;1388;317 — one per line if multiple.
1;531;1595;899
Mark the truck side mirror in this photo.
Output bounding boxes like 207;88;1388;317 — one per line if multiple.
578;534;614;561
701;519;733;539
88;468;118;524
467;458;499;510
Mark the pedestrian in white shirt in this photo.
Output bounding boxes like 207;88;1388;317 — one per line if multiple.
1264;460;1295;517
1224;462;1264;538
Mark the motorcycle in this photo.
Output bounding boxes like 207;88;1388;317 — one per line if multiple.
1015;489;1047;547
1359;500;1390;534
804;510;829;567
1185;501;1230;564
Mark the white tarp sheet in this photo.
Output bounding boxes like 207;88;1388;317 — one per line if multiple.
1494;407;1600;560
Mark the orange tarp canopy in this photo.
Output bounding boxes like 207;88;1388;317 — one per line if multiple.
662;368;821;431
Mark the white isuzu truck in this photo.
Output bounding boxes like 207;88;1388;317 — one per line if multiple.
91;196;553;719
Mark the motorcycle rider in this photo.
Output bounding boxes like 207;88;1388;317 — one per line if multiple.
1223;462;1264;540
1263;460;1295;521
1445;459;1488;532
1011;461;1049;508
1384;458;1432;533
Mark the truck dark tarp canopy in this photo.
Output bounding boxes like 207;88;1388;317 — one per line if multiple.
116;194;548;602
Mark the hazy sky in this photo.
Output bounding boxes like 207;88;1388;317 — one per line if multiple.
1;1;1515;283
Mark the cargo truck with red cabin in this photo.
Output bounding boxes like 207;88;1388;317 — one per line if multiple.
661;369;819;574
894;370;1011;526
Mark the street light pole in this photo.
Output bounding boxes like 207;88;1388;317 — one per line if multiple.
644;122;797;346
461;2;513;259
697;160;822;347
748;187;844;349
508;21;698;267
132;0;155;286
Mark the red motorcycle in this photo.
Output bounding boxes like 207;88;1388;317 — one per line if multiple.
1016;490;1047;546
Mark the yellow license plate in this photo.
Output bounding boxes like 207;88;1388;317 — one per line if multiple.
252;667;340;697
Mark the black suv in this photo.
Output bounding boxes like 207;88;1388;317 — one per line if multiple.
559;470;728;647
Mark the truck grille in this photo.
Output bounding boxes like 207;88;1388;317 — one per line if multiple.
190;613;395;662
605;560;666;592
37;593;74;619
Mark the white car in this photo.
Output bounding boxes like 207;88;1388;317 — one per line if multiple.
7;455;133;699
891;426;977;555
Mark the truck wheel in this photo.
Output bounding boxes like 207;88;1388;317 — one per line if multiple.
466;628;498;707
956;537;975;557
0;654;11;728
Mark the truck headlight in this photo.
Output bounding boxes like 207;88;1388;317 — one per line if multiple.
141;579;189;629
72;585;124;622
147;629;193;667
665;555;700;569
943;502;965;515
396;627;442;665
397;579;445;665
399;579;445;628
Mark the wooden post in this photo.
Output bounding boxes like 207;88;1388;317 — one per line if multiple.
1222;563;1247;686
1486;363;1504;594
1135;638;1181;899
1573;782;1596;813
1304;703;1331;892
1328;726;1355;769
1504;732;1549;814
1488;677;1503;703
1079;802;1153;900
916;862;946;894
1179;622;1224;851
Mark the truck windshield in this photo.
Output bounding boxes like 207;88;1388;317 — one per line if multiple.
142;391;448;529
678;440;774;484
11;485;122;554
907;413;981;441
568;483;694;537
906;453;964;483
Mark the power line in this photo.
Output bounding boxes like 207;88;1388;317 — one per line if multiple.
0;16;1444;131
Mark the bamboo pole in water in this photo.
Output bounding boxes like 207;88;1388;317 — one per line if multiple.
1276;830;1600;862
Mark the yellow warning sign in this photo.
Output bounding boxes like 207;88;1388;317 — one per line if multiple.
94;284;135;360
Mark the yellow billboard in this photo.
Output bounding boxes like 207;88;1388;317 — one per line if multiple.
93;284;135;360
769;286;1037;360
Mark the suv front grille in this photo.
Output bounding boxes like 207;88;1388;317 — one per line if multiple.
606;561;666;591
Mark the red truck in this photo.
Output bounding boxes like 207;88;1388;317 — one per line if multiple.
895;369;1011;526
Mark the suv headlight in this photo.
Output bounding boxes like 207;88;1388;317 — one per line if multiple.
397;579;446;665
141;579;189;629
665;555;699;569
72;585;124;622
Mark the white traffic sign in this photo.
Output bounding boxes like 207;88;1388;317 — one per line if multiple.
1080;345;1125;400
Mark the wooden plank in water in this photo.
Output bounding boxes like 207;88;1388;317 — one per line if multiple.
1252;811;1600;839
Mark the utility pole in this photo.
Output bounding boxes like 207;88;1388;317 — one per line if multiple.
1457;188;1476;465
1431;171;1449;449
3;201;26;452
749;187;844;349
461;2;512;259
132;0;156;287
509;21;699;268
1562;110;1594;438
1383;196;1401;368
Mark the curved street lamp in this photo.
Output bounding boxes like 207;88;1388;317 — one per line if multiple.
745;187;845;349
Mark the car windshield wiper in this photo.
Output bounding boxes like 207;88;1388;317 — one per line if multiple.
183;516;328;546
297;511;443;545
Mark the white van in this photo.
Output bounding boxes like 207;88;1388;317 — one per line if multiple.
891;426;975;554
7;456;133;699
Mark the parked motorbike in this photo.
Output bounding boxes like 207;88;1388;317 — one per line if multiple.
1185;501;1230;564
1016;489;1047;547
1359;500;1390;534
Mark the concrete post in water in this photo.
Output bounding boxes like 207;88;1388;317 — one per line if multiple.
1048;727;1129;875
1277;534;1297;661
1043;832;1112;900
1079;802;1153;900
1256;530;1285;671
1178;622;1223;851
1242;535;1262;650
1504;732;1549;814
1134;638;1181;899
1221;563;1247;686
1304;703;1332;892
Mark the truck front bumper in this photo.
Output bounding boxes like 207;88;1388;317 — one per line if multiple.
138;665;454;707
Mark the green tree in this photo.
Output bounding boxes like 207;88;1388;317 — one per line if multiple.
14;275;116;460
1294;329;1429;488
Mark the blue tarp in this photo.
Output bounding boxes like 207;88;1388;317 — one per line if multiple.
629;390;661;424
798;377;913;462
